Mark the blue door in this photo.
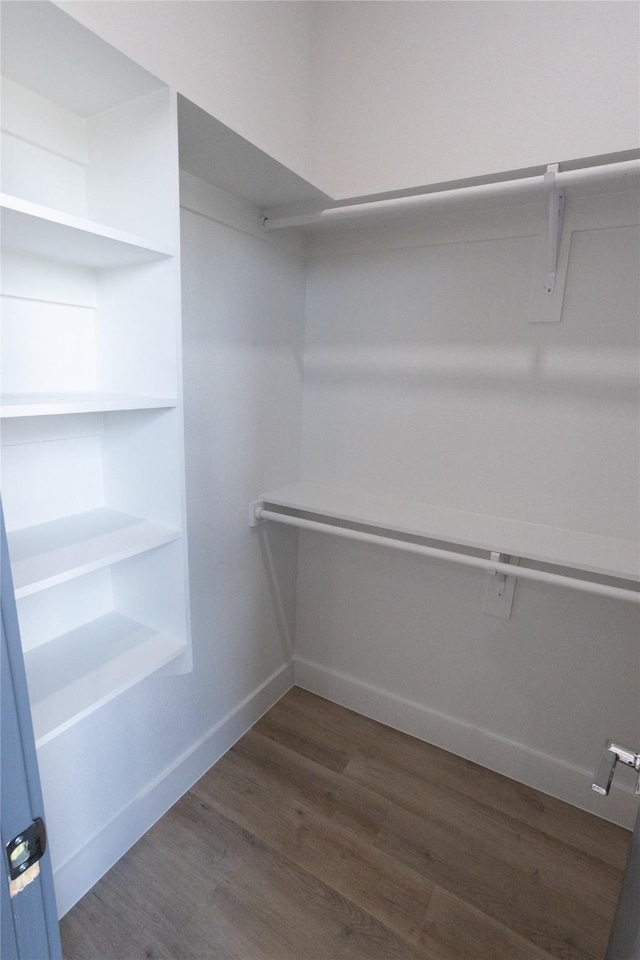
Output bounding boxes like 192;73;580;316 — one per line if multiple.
1;501;62;960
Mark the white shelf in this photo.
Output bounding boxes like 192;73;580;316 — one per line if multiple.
24;612;186;748
178;95;331;209
259;482;640;582
8;509;180;599
0;394;178;419
0;194;174;267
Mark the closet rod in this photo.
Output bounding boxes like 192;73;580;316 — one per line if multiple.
255;508;640;604
261;158;640;230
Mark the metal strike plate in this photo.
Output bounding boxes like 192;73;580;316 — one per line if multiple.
6;818;46;881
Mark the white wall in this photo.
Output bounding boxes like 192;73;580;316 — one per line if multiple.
56;0;316;185
39;175;306;915
302;197;639;536
309;0;640;197
58;1;639;200
295;189;640;826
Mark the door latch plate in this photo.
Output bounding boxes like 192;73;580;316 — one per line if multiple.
6;818;46;881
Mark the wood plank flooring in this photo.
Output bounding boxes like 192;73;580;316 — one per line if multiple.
60;687;631;960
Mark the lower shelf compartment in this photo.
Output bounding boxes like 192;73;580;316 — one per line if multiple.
9;508;181;599
24;611;186;748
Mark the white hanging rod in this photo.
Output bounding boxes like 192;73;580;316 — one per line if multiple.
255;507;640;604
261;159;640;231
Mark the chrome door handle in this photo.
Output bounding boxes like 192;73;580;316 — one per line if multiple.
592;739;640;796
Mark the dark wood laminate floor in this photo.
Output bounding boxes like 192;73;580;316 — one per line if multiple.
60;688;631;960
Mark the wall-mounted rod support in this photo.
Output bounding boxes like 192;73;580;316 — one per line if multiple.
543;163;565;294
261;159;639;231
483;551;518;619
254;506;640;604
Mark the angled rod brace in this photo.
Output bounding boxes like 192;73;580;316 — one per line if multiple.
543;163;566;294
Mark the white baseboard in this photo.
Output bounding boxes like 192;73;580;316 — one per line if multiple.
55;661;294;917
294;656;637;831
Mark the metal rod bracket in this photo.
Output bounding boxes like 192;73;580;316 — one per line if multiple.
249;501;265;527
543;163;566;295
483;551;519;619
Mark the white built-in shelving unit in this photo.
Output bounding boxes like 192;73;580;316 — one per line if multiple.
0;1;191;747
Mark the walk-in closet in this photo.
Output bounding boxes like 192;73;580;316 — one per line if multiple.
2;2;638;959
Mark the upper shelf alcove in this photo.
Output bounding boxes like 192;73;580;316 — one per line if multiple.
1;1;178;247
